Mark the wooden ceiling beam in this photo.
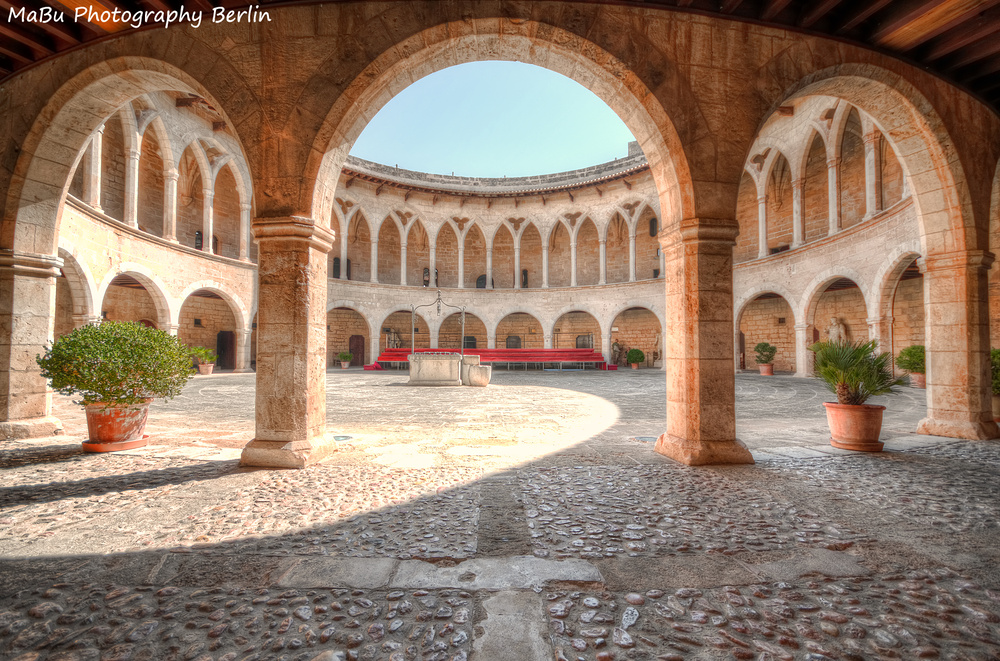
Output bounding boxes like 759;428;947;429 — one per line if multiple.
720;0;745;14
896;0;1000;50
761;0;794;21
924;7;1000;60
944;32;1000;69
800;0;845;29
869;0;951;43
0;0;83;43
838;0;893;31
0;24;55;55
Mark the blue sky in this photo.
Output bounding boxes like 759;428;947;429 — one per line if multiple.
349;61;637;177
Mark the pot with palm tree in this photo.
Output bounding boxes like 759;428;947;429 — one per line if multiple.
626;348;645;370
811;339;904;452
895;344;925;388
190;346;217;375
754;342;777;375
339;351;353;369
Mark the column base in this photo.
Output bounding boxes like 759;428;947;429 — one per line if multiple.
234;368;255;373
654;434;755;466
916;417;1000;440
0;416;64;440
240;437;336;469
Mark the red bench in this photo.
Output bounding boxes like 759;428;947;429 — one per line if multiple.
371;347;610;370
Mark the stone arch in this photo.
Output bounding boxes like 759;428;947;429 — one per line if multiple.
765;152;794;253
608;306;663;368
551;309;603;350
176;281;250;333
438;311;488;350
306;18;696;233
802;272;869;350
55;243;97;321
345;210;372;282
735;291;797;373
605;212;631;283
95;264;173;331
802;130;829;243
326;306;371;367
871;242;923;320
800;268;869;323
495;311;545;349
377;214;403;284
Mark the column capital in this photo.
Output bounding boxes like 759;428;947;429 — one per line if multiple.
666;217;740;246
792;178;804;191
240;203;252;212
918;250;994;273
128;148;142;161
793;322;810;331
826;156;840;169
252;216;335;253
863;131;881;145
164;169;179;182
599;239;606;245
0;250;63;278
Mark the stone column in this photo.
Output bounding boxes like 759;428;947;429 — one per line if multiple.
457;243;465;289
239;204;252;261
72;313;101;329
202;188;215;253
570;240;578;287
339;224;349;279
485;248;494;289
235;329;254;372
603;332;612;363
757;194;768;259
791;180;804;247
827;157;841;235
598;240;607;284
487;333;496;349
794;322;813;378
241;217;335;469
428;236;437;287
83;126;104;211
542;246;550;288
163;324;179;336
370;240;379;283
654;218;754;465
628;232;636;282
916;250;999;440
863;131;882;219
0;251;64;439
513;242;521;290
123;147;141;228
163;169;178;242
659;245;665;278
543;333;553;349
400;242;408;286
430;324;439;349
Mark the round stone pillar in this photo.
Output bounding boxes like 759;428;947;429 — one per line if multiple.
241;217;335;468
654;218;753;465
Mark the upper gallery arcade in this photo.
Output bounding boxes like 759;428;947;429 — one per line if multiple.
1;2;999;468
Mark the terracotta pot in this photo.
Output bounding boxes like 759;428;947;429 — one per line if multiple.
197;363;214;375
630;363;639;370
82;400;151;452
341;361;350;369
823;402;885;452
759;364;774;376
909;372;925;388
992;394;1000;422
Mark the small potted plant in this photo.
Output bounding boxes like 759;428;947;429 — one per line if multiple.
338;351;353;369
810;339;904;452
895;344;925;388
991;349;1000;422
626;348;645;369
754;342;778;375
36;321;194;451
189;346;217;375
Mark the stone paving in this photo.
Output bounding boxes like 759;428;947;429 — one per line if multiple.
2;370;999;660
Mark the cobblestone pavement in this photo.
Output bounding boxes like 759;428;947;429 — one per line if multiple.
3;371;999;659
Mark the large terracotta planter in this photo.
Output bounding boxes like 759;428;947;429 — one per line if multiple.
759;364;774;376
197;363;215;375
823;402;885;452
909;372;925;388
630;363;639;370
341;361;350;369
81;400;151;452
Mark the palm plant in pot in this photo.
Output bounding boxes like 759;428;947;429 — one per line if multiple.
36;321;194;452
754;342;778;375
895;344;925;388
810;339;904;452
626;348;645;369
338;351;353;369
189;346;217;375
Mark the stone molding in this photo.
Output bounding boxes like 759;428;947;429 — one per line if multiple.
0;250;63;278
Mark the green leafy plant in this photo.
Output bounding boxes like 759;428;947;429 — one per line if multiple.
810;339;904;405
753;342;778;365
338;351;353;362
895;345;925;374
189;346;217;365
626;348;645;365
991;349;1000;396
37;321;194;405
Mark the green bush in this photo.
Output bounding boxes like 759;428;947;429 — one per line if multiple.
991;349;1000;396
810;339;904;405
895;345;925;374
626;348;645;365
338;351;353;362
37;321;194;405
189;346;217;365
753;342;778;365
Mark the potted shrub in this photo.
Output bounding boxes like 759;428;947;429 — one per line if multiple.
626;348;645;369
338;351;353;369
895;344;925;388
810;339;904;452
991;349;1000;422
36;321;194;452
189;346;217;375
754;342;778;375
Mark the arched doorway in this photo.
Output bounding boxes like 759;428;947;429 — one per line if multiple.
737;294;795;373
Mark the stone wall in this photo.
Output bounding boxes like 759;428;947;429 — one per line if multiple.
553;312;600;349
54;276;73;340
213;167;242;260
815;287;868;343
137;129;165;237
738;297;795;372
100;114;127;222
496;313;544;349
610;308;661;367
101;285;159;326
177;295;238;354
839;110;866;230
325;308;369;366
891;276;925;360
438;313;488;349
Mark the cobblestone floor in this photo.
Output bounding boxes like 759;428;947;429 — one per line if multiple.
2;371;998;660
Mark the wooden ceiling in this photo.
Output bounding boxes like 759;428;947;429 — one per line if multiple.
1;0;999;114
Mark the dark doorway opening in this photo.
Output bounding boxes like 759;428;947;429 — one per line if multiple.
349;335;365;367
216;331;236;370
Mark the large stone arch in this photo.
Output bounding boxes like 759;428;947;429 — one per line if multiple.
55;241;97;323
780;65;996;439
175;281;251;333
95;265;173;332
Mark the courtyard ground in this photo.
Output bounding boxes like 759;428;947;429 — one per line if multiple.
1;370;998;660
